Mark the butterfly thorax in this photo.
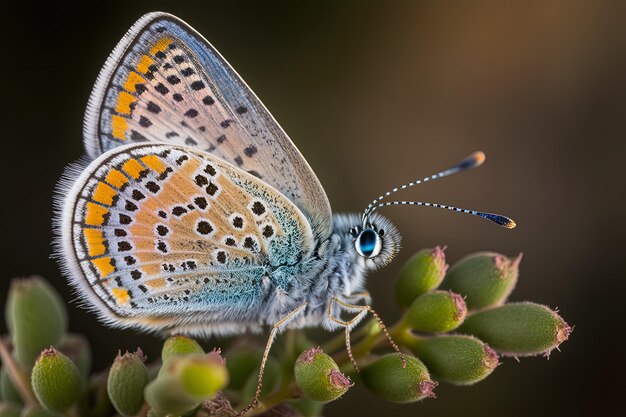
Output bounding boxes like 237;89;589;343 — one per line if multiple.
262;212;400;332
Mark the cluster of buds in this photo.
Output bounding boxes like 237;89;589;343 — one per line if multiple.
0;247;571;417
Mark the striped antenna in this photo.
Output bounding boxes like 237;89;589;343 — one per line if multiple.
363;151;486;219
368;200;516;229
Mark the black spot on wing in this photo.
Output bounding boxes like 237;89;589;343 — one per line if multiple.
251;201;266;216
172;206;188;216
206;183;218;196
244;146;257;157
184;109;199;118
146;181;160;193
194;175;208;187
147;102;161;114
135;84;148;95
139;116;152;128
194;196;208;209
118;241;132;251
131;190;145;201
196;220;214;235
262;225;274;238
191;81;205;91
167;75;181;85
232;216;243;229
155;83;169;95
130;130;148;141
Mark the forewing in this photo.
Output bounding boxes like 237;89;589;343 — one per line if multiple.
84;12;332;239
59;144;314;332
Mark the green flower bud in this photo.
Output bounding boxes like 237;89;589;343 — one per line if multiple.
405;290;466;333
31;348;81;412
459;302;572;357
361;353;436;403
0;403;20;417
0;368;22;404
145;351;228;416
107;349;149;417
6;277;68;367
396;247;448;309
294;348;352;403
161;336;204;363
412;335;499;385
20;405;63;417
441;252;522;310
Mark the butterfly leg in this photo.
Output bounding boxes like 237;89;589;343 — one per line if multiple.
238;302;308;416
342;291;372;305
327;298;406;372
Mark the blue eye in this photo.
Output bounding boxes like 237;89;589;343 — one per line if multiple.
355;228;382;258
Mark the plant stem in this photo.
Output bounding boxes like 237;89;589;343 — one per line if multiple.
0;338;37;405
247;383;300;417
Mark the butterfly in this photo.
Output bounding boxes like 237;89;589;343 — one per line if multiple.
55;12;515;413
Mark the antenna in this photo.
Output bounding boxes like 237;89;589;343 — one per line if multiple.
361;151;516;229
368;200;516;229
363;151;485;217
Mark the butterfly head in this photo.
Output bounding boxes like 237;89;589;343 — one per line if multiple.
346;151;517;269
345;213;401;270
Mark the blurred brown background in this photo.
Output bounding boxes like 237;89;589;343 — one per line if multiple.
1;1;624;415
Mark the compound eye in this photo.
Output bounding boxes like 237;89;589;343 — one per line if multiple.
355;228;382;258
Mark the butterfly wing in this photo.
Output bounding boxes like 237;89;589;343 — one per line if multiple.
59;143;315;334
83;12;332;239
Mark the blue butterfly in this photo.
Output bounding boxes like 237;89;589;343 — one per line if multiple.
55;12;515;413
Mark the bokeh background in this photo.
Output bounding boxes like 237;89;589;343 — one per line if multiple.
1;1;624;416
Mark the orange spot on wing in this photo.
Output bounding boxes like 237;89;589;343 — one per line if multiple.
105;169;129;189
140;155;167;174
150;38;173;55
91;257;115;278
142;263;161;276
85;202;109;226
111;115;128;140
124;71;145;93
136;54;154;74
115;91;136;115
92;182;117;206
111;287;130;305
122;158;144;179
83;228;106;257
146;278;166;288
